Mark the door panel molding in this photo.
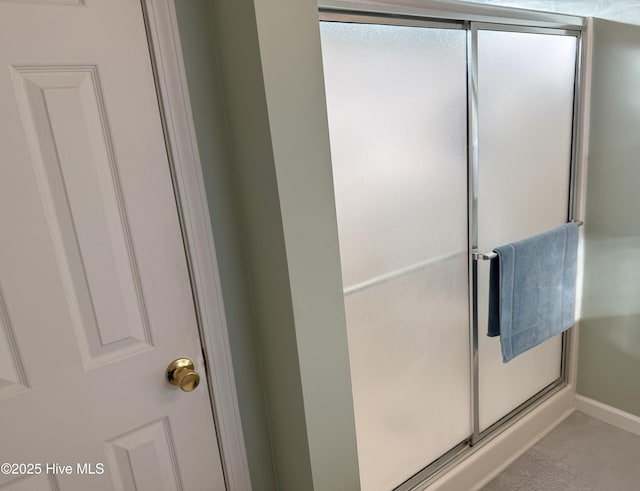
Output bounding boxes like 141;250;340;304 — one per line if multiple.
0;474;59;491
140;1;251;489
0;287;28;399
106;417;183;491
10;65;153;370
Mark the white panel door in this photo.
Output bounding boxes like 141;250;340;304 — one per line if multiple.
476;28;577;431
0;1;226;490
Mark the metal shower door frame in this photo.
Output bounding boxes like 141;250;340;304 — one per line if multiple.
467;21;583;446
319;3;586;489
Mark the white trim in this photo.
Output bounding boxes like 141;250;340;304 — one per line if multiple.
576;395;640;437
141;1;251;489
424;386;574;491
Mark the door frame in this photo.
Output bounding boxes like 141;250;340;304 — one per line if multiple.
140;1;251;489
319;2;589;490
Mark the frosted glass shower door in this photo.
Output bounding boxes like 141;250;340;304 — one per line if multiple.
475;28;577;431
320;22;469;491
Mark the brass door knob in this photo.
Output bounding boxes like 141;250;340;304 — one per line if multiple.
166;358;200;392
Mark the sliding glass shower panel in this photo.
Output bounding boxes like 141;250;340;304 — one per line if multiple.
320;22;469;490
320;22;468;289
476;29;577;431
344;255;469;490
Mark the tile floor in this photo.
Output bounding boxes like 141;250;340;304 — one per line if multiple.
482;411;640;490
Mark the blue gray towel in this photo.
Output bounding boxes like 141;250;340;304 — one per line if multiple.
488;223;579;363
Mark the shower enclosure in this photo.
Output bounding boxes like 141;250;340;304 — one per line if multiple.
320;5;582;490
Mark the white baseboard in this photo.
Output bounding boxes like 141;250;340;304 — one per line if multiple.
425;386;575;491
575;394;640;437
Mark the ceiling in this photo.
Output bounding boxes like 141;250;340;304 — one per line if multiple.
457;0;640;25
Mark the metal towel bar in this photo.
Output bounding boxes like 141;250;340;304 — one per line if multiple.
472;220;584;261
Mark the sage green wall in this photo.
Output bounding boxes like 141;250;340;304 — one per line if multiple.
173;1;276;489
208;0;360;488
175;0;360;489
577;18;640;417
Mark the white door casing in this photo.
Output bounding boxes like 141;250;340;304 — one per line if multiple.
0;1;226;490
140;1;251;487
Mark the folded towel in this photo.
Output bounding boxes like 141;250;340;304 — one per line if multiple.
488;223;579;363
